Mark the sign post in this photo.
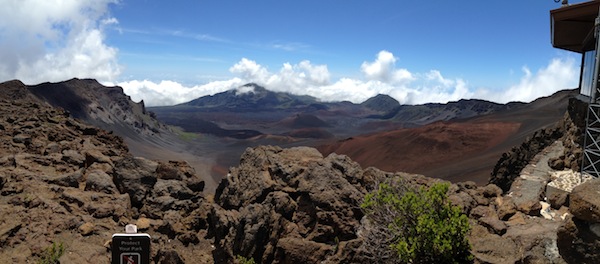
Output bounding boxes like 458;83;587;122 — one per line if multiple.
111;224;151;264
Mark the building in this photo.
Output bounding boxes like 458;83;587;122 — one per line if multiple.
551;0;600;176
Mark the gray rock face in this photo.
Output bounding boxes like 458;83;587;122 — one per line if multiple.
84;169;117;194
210;146;373;263
113;157;158;208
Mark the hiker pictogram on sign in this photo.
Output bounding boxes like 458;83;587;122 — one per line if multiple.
121;252;140;264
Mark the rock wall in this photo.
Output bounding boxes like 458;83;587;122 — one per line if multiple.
490;97;587;192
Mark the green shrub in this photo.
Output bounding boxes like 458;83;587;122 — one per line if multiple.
38;241;65;264
361;181;472;264
235;255;257;264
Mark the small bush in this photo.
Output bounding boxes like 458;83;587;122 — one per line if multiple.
235;255;257;264
361;180;472;264
38;241;65;264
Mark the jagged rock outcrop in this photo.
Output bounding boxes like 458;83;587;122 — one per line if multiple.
208;146;379;263
28;78;169;137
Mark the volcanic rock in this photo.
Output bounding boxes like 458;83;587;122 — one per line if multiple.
210;145;379;263
569;178;600;223
557;215;600;263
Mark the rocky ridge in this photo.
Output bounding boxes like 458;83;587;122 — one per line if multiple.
1;78;599;263
28;78;170;138
0;81;211;263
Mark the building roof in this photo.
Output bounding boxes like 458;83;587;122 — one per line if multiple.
551;0;600;53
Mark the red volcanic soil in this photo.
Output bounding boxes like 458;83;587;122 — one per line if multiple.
318;90;575;185
318;121;521;185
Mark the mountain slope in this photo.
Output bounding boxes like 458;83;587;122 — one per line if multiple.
318;89;578;184
361;94;399;113
22;78;222;191
28;78;168;139
150;83;526;139
16;78;579;191
184;83;320;111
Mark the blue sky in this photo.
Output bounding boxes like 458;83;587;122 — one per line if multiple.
0;0;584;106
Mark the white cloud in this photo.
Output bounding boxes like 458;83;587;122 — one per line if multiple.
271;42;311;52
361;50;415;85
119;51;578;107
229;58;270;83
266;60;331;90
0;3;578;108
235;85;256;95
0;0;120;84
474;56;578;103
114;78;244;106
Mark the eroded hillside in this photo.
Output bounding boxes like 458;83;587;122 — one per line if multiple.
0;81;212;263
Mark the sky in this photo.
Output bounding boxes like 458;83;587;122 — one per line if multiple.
0;0;586;106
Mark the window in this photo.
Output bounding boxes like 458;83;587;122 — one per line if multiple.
579;50;596;96
581;49;596;97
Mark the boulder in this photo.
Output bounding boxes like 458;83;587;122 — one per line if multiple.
569;178;600;223
496;196;517;221
83;149;113;167
509;176;544;216
12;134;31;145
470;226;519;264
46;170;83;188
480;184;503;198
156;160;194;180
557;215;600;263
136;217;152;230
470;205;495;219
479;216;507;235
273;237;332;263
113;157;158;208
503;217;564;264
546;184;570;209
62;149;85;166
84;169;117;194
78;222;95;236
156;249;185;264
448;191;477;214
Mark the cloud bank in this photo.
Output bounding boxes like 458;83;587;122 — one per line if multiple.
0;0;121;83
118;51;578;106
0;1;579;107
